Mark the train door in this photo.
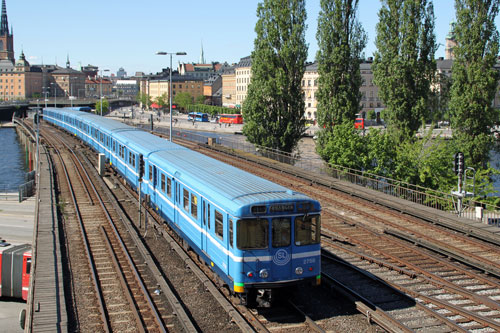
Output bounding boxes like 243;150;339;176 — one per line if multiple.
270;218;293;280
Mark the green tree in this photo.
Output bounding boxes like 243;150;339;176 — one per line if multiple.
449;0;500;168
155;93;168;109
373;0;437;140
137;92;151;109
95;98;109;115
242;0;308;152
174;92;193;111
195;95;206;104
316;0;367;130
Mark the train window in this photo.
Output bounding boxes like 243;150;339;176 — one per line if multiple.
149;165;153;181
295;215;321;246
183;189;189;211
208;204;211;229
215;210;223;240
272;218;291;248
229;219;234;248
161;174;165;192
237;219;268;249
167;177;171;197
191;194;198;219
113;140;115;152
26;258;31;274
203;203;207;225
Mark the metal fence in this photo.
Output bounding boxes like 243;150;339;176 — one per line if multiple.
0;171;36;201
130;123;500;225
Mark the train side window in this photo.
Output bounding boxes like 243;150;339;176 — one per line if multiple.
167;177;171;197
191;194;198;219
203;203;207;225
149;165;153;181
183;189;189;211
208;204;211;229
161;174;165;192
215;210;223;240
113;140;115;152
229;219;233;248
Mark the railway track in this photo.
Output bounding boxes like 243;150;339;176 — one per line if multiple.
39;123;196;332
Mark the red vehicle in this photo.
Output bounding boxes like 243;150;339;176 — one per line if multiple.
218;114;243;124
0;243;31;300
354;117;364;130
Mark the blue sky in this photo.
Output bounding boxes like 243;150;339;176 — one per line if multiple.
7;1;498;76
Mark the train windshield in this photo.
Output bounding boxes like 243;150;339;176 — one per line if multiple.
237;219;268;249
295;215;321;246
272;218;291;248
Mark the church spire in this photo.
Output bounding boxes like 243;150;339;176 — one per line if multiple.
0;0;9;36
199;41;205;64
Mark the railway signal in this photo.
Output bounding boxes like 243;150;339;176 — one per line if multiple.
453;152;465;175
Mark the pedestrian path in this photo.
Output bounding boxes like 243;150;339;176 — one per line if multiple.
0;196;35;244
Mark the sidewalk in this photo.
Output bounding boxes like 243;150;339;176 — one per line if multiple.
0;196;35;245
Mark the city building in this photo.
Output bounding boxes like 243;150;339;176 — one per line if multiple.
143;75;204;108
302;62;319;120
81;65;98;78
85;77;112;98
445;22;457;60
116;67;127;78
221;66;236;108
203;74;222;106
51;57;86;100
235;56;252;107
114;79;139;99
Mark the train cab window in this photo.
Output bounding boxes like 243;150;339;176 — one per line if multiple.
183;189;189;211
295;215;321;246
229;219;234;248
191;194;198;219
149;165;153;181
237;219;268;249
161;174;165;192
167;177;171;197
215;210;224;240
272;218;291;248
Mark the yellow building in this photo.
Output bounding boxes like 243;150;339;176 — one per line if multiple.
235;56;252;107
221;67;236;107
144;76;204;106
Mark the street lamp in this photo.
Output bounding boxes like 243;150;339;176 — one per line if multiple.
50;82;57;108
70;76;78;107
100;69;110;116
155;51;187;141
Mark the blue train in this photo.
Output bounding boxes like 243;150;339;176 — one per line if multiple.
43;107;322;306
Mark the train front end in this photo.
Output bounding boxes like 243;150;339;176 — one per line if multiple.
231;198;321;307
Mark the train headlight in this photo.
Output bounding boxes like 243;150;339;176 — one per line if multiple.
295;267;304;275
259;269;269;279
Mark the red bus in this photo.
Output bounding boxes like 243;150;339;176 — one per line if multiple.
0;243;32;300
219;114;243;124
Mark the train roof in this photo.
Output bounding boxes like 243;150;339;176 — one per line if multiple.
45;108;136;133
150;149;312;215
113;129;187;156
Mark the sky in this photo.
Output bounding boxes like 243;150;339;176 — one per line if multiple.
6;1;500;76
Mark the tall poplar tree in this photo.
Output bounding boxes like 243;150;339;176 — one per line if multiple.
373;0;437;139
449;0;500;168
242;0;308;153
316;0;367;130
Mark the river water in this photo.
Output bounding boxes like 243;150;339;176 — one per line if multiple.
0;127;28;193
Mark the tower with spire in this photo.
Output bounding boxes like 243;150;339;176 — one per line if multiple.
0;0;13;62
199;41;205;64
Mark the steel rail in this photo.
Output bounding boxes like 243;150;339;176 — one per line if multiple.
59;137;168;333
51;146;111;333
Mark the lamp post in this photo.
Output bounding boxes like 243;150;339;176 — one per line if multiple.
100;69;110;116
155;51;187;141
70;77;78;107
50;82;57;108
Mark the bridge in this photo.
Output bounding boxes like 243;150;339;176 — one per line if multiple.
0;98;137;121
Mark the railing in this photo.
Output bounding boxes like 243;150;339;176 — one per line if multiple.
129;122;500;225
